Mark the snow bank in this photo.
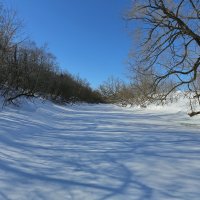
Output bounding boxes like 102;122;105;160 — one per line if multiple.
0;96;199;199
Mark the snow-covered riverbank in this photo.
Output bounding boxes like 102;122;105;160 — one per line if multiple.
0;99;199;199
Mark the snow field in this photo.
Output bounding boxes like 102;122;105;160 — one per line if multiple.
0;98;199;199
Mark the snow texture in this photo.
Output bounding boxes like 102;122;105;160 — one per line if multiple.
0;98;200;200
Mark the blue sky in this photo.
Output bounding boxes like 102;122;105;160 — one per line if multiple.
3;0;132;88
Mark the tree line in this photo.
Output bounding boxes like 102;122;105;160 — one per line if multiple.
99;0;200;116
1;1;200;116
0;4;103;105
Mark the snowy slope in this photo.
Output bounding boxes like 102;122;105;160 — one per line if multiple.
0;98;200;200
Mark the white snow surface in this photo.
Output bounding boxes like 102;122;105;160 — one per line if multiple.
0;97;200;200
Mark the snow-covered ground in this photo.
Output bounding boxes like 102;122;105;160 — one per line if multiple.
0;98;200;200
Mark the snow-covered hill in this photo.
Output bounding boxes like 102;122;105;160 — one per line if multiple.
0;98;199;199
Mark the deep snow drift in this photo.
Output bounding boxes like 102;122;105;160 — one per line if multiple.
0;98;200;200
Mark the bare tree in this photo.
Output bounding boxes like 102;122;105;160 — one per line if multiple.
127;0;200;116
99;77;126;103
128;66;157;106
0;3;24;103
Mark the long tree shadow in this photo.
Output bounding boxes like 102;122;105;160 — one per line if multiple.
0;103;200;199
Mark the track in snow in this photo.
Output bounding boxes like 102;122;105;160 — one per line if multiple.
0;101;200;200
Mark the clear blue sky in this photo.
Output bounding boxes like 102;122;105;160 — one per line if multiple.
3;0;132;88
